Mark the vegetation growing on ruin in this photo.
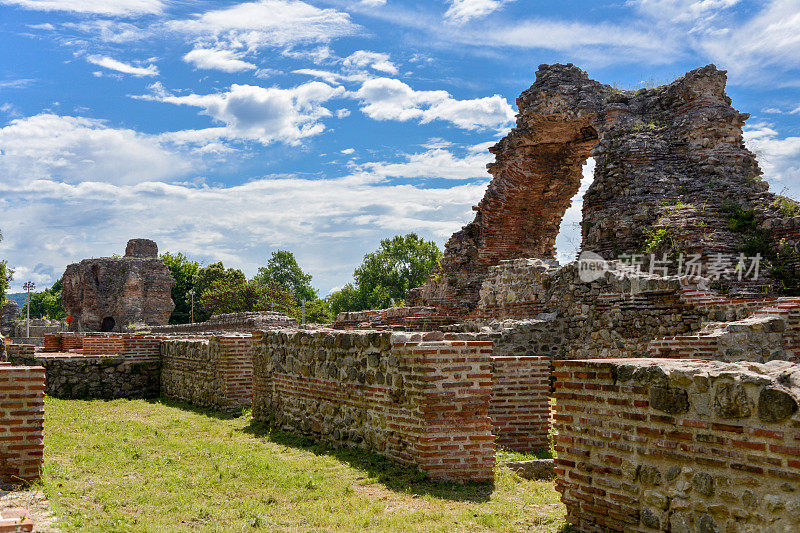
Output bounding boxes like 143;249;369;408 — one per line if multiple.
722;200;800;295
642;228;681;258
774;196;800;218
37;398;567;532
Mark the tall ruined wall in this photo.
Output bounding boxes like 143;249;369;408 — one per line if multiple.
554;358;800;533
253;330;496;482
62;239;174;332
410;63;797;317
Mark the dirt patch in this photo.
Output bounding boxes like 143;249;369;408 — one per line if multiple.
0;489;59;532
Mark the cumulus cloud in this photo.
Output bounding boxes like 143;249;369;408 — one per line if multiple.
168;0;358;51
358;143;493;180
342;50;398;74
183;48;257;73
0;114;193;186
444;0;511;24
744;124;800;198
87;55;159;77
143;82;345;145
0;0;164;16
0;171;485;294
354;77;515;130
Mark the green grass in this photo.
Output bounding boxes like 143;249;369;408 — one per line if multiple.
34;397;567;532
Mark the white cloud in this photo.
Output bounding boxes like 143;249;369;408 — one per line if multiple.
360;0;386;6
555;158;595;264
0;114;193;186
144;82;345;145
183;48;257;73
444;0;511;24
744;124;800;198
87;55;159;77
62;20;151;43
358;143;493;180
342;50;398;74
354;77;515;130
697;0;800;79
0;171;485;294
1;0;164;16
168;0;358;51
341;148;355;154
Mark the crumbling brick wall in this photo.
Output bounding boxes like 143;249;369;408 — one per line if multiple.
253;330;496;482
553;358;800;533
410;64;799;317
0;364;44;484
159;334;259;412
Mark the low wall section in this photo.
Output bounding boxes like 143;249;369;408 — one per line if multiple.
553;358;800;533
0;364;44;483
253;330;496;482
160;334;260;412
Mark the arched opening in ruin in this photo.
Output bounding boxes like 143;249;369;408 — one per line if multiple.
101;317;115;332
555;157;595;264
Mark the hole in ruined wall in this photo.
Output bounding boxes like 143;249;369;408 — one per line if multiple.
555;157;595;264
101;317;115;332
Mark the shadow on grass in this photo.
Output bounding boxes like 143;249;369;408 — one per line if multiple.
144;397;246;421
241;421;494;503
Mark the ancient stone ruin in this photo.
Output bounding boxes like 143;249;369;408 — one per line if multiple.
409;63;799;317
2;64;800;531
61;239;175;332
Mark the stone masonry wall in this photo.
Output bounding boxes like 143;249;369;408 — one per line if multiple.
6;353;160;399
142;311;297;334
553;358;800;533
253;330;496;482
159;334;260;413
0;364;44;484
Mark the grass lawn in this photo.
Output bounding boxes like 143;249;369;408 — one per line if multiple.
35;397;567;532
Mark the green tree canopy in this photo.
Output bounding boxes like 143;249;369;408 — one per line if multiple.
326;234;441;315
20;279;64;319
253;250;317;302
161;252;201;324
199;279;296;317
192;262;246;322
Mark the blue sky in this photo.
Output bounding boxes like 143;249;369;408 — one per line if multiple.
1;0;799;295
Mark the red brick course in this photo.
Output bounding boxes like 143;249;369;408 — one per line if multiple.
0;366;44;484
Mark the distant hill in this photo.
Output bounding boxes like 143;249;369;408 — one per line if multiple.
4;293;26;308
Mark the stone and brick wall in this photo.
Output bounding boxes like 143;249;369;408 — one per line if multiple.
159;334;260;412
490;355;551;451
333;307;459;331
553;358;800;533
7;353;160;400
0;365;44;484
253;330;496;482
142;311;296;334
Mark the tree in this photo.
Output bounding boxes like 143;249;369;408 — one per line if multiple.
253;251;317;302
326;234;441;313
302;299;333;324
199;279;296;316
192;262;246;322
19;279;64;319
0;230;13;304
161;252;201;324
